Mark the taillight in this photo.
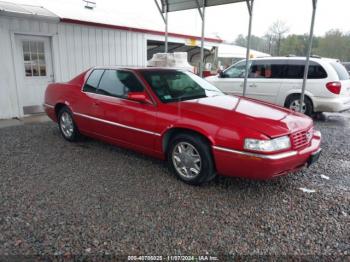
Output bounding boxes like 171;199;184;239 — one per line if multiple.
326;82;341;94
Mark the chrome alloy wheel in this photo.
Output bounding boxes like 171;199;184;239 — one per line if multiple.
289;99;306;113
172;142;202;179
60;111;74;138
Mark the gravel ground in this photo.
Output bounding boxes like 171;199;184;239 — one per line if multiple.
0;113;349;258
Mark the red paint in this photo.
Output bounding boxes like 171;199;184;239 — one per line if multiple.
44;68;321;180
60;18;223;43
326;81;342;95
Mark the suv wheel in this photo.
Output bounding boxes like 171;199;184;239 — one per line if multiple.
285;95;313;116
167;133;216;185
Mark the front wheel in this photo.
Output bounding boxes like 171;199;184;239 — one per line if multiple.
285;95;313;116
167;133;216;185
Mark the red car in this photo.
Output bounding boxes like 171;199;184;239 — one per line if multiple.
44;67;322;185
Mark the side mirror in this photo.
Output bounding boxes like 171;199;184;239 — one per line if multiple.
219;70;226;78
127;92;152;104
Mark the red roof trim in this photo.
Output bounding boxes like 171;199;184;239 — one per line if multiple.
60;18;223;43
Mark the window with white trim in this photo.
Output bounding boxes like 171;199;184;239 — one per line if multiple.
22;40;47;77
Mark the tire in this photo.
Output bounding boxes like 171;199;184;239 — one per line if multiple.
285;95;313;116
58;106;81;142
167;133;216;185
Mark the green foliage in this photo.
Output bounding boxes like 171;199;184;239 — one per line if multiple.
234;34;269;53
313;30;350;61
234;29;350;62
279;34;309;56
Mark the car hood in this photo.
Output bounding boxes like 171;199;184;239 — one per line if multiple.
174;95;313;138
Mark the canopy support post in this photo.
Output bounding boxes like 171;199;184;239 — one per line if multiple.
154;0;168;52
300;0;317;113
165;10;168;52
243;0;254;96
196;0;206;77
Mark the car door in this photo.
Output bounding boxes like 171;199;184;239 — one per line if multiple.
74;69;106;135
246;60;284;104
210;60;251;96
93;69;158;150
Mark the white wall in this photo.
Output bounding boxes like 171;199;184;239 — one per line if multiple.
54;23;147;82
0;15;147;119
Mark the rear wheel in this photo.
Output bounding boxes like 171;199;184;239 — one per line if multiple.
58;106;81;142
285;95;313;116
167;133;216;185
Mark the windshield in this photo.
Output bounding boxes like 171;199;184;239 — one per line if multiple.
224;60;252;78
140;70;223;103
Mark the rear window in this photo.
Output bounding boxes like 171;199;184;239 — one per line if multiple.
284;61;327;79
330;62;350;80
343;63;350;72
83;69;104;93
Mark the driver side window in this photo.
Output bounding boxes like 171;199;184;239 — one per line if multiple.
224;61;251;78
97;70;144;98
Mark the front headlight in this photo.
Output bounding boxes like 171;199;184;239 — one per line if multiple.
244;136;291;152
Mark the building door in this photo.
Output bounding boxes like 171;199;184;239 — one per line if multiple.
15;35;54;115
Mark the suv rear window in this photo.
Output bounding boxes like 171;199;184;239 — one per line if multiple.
284;61;328;79
330;62;350;80
343;63;350;72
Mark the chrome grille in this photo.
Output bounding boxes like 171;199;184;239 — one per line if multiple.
291;129;312;149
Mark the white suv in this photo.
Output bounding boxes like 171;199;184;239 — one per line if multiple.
206;57;350;115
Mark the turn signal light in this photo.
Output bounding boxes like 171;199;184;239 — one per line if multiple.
326;82;341;95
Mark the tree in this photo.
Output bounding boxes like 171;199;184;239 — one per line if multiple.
263;33;274;55
314;30;350;61
234;34;270;53
234;34;247;47
267;20;290;56
280;34;308;56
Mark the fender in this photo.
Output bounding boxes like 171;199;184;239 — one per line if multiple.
283;89;315;105
157;122;217;155
161;122;216;145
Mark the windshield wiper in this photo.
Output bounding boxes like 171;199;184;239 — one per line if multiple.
175;94;207;102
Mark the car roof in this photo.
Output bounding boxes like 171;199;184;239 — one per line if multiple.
92;66;185;72
250;56;340;63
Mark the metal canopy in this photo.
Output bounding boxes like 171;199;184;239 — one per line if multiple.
155;0;251;77
300;0;318;112
160;0;245;13
154;0;319;115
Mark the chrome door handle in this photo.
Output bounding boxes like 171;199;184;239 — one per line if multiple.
249;84;257;88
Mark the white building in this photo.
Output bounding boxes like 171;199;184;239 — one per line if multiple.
0;0;266;119
0;1;224;119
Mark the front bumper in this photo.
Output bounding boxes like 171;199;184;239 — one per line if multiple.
212;135;321;180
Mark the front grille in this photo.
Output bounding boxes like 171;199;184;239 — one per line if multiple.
291;129;311;149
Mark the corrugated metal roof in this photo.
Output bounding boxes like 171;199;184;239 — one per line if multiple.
0;0;227;43
0;0;222;41
161;0;245;12
218;43;270;58
0;0;58;18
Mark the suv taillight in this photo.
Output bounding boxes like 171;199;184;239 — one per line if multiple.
326;82;342;94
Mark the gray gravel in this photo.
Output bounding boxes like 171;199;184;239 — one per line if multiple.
0;113;349;257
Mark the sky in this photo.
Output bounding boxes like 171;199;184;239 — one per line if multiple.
7;0;350;41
